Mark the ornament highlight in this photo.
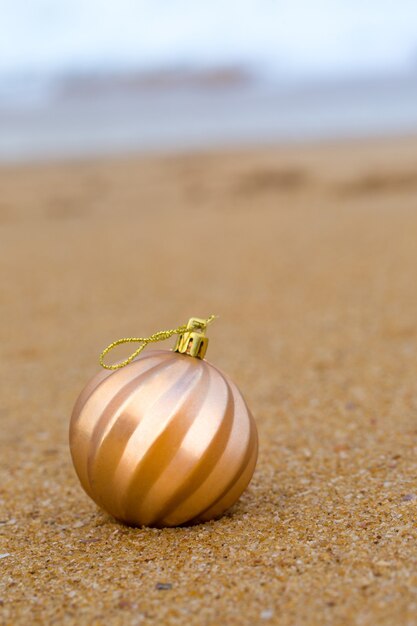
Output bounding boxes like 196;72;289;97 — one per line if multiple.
69;316;258;527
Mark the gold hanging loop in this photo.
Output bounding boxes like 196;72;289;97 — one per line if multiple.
99;315;217;370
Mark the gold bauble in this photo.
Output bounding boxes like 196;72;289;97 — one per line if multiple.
69;349;258;527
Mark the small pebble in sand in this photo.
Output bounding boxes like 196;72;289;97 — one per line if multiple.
260;609;274;620
118;600;138;610
345;401;357;411
155;583;172;591
0;554;10;560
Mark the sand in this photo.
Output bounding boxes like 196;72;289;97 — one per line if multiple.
1;136;417;625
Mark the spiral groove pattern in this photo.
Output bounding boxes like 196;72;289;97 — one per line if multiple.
69;350;258;527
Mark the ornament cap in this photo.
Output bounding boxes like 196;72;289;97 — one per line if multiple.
174;317;210;359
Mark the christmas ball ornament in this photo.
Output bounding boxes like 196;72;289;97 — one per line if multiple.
69;316;258;527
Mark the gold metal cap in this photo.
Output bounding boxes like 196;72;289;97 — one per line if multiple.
174;317;210;359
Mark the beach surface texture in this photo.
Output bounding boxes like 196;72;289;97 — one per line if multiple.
1;137;417;625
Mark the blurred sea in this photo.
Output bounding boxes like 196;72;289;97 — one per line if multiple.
1;0;417;161
1;71;417;162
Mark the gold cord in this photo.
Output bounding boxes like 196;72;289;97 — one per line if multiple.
99;315;217;370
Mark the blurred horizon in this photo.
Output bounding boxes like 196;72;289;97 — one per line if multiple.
1;0;417;160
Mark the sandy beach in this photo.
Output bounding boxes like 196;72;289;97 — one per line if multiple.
1;135;417;625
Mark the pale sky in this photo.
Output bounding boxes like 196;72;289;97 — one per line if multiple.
1;0;417;78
